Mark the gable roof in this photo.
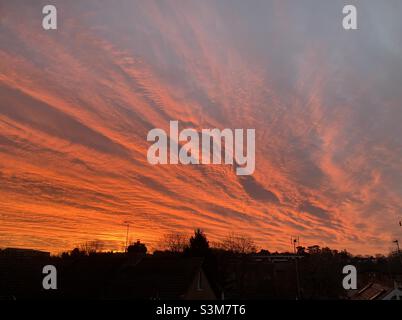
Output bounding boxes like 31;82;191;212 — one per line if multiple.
352;282;393;300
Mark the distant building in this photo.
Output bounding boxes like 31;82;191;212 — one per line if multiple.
108;257;217;300
2;248;50;258
0;248;52;299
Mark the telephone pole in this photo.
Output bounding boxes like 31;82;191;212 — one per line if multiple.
394;240;400;253
124;222;130;252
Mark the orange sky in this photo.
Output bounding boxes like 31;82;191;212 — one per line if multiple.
0;0;401;255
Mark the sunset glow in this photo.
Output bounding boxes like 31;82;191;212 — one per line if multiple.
1;0;401;255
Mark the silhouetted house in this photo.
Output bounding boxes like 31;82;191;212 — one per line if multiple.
108;257;216;300
2;248;50;258
0;248;51;299
55;251;134;299
351;282;402;300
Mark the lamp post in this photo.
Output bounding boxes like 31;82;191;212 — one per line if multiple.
291;236;301;300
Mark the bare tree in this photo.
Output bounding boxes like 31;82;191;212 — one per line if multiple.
79;240;105;254
158;232;188;253
219;232;257;254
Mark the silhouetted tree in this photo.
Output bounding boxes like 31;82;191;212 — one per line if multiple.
158;232;188;253
79;240;104;255
219;232;257;254
70;247;81;257
298;246;350;299
185;229;210;257
296;246;306;255
61;248;82;259
127;240;147;254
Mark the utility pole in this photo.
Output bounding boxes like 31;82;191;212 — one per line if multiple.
125;222;130;252
394;240;400;254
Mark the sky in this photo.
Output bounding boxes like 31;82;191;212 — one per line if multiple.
0;0;401;255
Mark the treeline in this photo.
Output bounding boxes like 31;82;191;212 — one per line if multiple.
60;228;399;260
1;229;401;300
56;229;402;300
60;229;258;257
